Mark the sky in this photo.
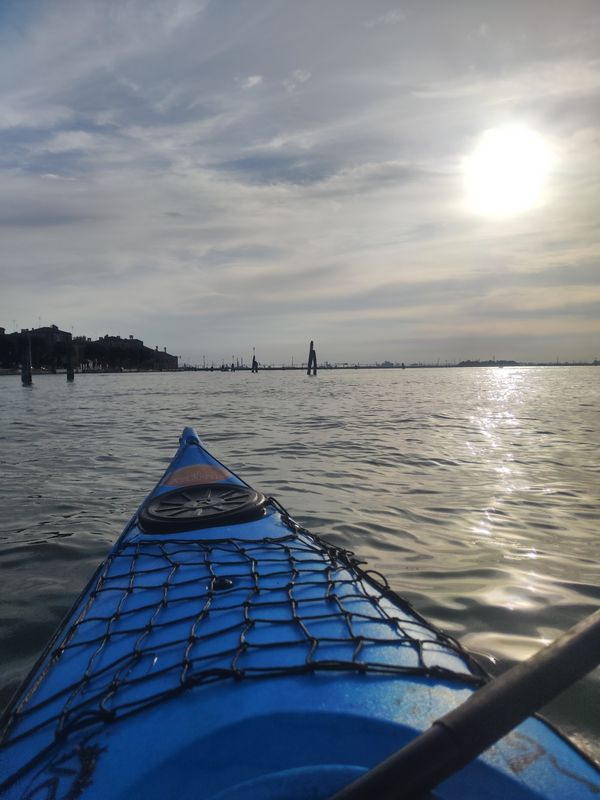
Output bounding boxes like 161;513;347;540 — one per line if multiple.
0;0;599;365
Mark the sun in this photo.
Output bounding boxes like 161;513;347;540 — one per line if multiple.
464;126;553;217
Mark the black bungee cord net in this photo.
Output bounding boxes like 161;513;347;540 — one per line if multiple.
0;499;486;796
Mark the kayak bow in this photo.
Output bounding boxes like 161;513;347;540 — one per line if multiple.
1;428;598;799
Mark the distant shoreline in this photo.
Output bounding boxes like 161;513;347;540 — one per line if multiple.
1;361;598;377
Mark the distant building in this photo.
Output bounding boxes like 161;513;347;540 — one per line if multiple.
80;334;177;371
0;324;73;370
0;324;178;371
98;334;144;350
29;324;72;345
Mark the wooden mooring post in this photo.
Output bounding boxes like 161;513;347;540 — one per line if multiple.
307;340;317;376
66;345;75;381
21;335;32;386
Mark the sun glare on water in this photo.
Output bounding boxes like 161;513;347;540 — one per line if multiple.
464;126;553;217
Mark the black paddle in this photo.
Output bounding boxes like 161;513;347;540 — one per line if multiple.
331;607;600;799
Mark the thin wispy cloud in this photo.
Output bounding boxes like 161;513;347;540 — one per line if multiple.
365;8;406;28
238;75;263;89
0;0;599;364
283;69;311;93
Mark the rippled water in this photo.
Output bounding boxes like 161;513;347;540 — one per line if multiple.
1;367;599;760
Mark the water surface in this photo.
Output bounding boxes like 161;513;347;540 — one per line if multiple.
0;367;598;760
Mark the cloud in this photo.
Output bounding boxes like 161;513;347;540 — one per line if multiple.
365;9;406;29
217;153;337;185
0;0;599;363
0;207;94;228
283;69;311;93
238;75;263;89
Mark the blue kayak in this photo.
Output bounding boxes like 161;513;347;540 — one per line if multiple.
1;428;598;798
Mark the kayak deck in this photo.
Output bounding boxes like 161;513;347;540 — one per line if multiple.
1;428;598;799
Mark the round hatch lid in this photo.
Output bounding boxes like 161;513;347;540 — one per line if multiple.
139;484;267;533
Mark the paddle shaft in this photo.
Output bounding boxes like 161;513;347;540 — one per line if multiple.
332;607;600;800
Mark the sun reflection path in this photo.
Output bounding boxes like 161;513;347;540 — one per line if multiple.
467;369;533;557
461;369;577;665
